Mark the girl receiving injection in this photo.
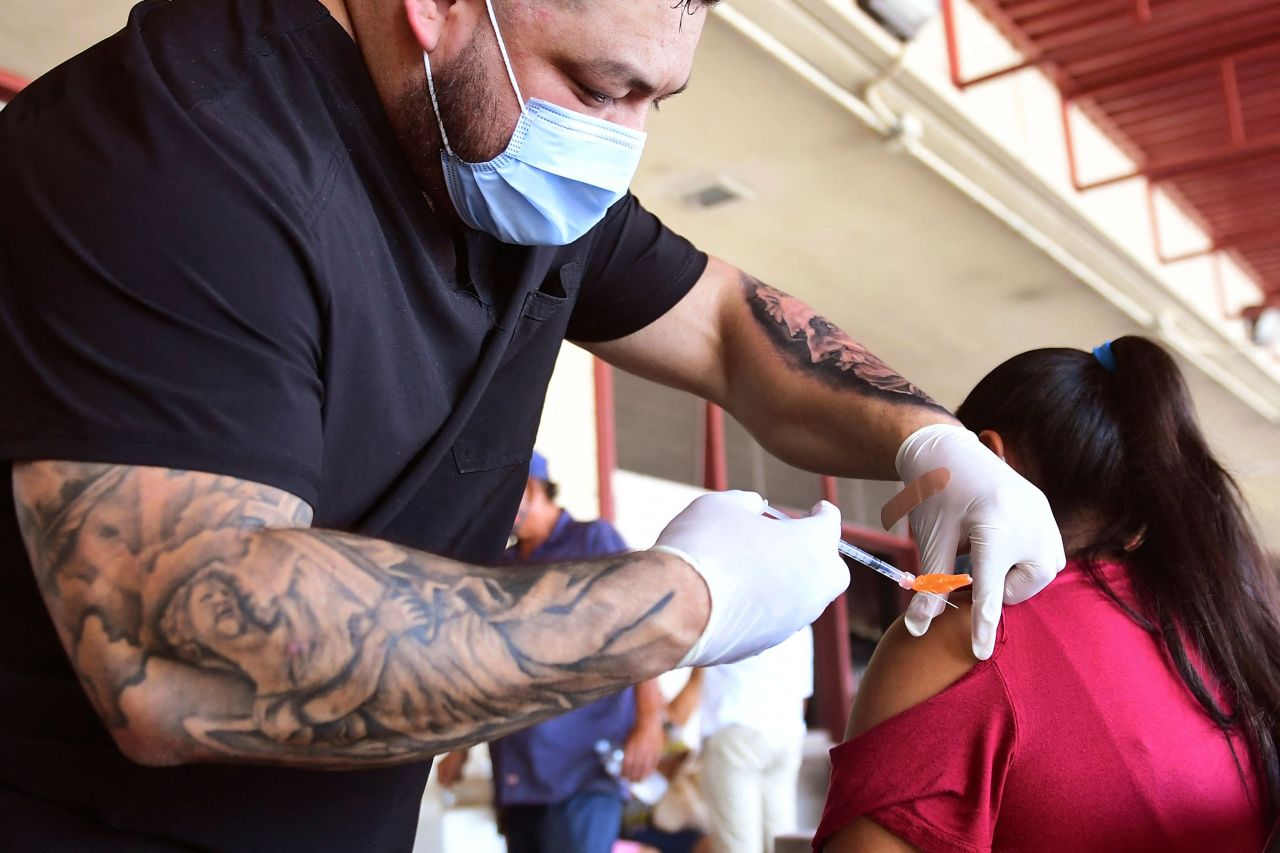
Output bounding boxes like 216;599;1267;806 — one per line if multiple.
815;337;1280;853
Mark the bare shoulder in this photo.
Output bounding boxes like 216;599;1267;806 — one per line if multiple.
845;596;978;741
823;816;924;853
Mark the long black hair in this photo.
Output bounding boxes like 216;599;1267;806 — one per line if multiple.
955;336;1280;812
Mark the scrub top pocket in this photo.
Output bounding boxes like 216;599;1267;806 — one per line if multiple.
451;260;580;476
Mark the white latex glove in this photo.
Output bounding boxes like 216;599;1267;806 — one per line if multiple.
651;490;849;668
897;424;1065;659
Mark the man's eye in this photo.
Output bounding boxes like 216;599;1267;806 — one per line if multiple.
578;83;614;106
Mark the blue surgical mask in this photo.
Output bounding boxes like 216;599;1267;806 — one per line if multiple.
423;0;647;246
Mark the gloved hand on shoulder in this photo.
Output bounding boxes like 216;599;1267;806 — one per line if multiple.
896;423;1066;659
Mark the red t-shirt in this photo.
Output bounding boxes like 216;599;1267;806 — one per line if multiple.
814;561;1268;852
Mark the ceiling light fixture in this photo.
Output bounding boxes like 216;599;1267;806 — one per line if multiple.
857;0;941;41
1243;304;1280;348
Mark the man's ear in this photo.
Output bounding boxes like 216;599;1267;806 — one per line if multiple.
403;0;449;51
977;429;1006;461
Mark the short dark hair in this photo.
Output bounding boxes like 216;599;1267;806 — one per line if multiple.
539;478;559;503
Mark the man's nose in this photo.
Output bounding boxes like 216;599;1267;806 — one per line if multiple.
610;102;653;135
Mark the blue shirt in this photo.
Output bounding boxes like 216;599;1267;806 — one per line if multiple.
489;512;635;807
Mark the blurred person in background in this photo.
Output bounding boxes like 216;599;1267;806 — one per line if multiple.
678;626;815;853
618;668;712;853
438;452;665;853
815;337;1280;853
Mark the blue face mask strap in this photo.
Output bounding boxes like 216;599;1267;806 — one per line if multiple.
1092;341;1117;373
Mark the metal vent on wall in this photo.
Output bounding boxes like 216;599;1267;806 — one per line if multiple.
683;177;753;209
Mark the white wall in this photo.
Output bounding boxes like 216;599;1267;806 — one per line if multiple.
612;469;710;550
532;343;600;521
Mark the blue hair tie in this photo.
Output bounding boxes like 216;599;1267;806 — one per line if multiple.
1092;341;1117;373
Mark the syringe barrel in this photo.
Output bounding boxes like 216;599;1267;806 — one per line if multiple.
836;540;910;584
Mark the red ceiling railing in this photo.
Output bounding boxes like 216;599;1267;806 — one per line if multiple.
940;0;1280;304
0;68;28;102
592;359;618;523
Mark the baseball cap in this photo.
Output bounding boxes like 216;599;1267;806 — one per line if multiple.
529;451;549;482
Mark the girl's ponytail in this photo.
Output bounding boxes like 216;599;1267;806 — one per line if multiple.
1104;336;1280;812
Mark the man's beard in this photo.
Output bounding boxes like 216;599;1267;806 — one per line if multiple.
393;30;518;198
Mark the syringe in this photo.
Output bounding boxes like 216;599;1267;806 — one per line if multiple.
761;505;970;606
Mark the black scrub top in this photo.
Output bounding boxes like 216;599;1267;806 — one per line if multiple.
0;0;707;849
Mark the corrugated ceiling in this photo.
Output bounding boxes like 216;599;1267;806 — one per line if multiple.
947;0;1280;301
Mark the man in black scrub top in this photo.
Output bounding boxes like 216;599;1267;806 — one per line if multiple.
0;0;1067;850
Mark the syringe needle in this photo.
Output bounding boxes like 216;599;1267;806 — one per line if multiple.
762;504;962;609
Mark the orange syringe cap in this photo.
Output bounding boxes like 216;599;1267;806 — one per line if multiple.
910;573;973;595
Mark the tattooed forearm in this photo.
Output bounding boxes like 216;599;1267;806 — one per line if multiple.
12;462;700;769
743;273;946;411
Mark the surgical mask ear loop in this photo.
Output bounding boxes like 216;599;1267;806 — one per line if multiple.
482;0;526;111
423;0;525;158
423;52;455;157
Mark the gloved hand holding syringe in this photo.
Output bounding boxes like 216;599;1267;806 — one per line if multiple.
760;504;972;606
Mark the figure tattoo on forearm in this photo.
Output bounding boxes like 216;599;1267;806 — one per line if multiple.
743;273;945;411
13;462;686;767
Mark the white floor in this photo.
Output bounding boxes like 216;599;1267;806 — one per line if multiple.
440;805;506;853
413;746;505;853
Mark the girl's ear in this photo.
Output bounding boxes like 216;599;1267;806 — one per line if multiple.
1123;526;1147;552
977;429;1006;461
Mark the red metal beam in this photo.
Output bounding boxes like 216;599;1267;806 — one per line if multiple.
592;359;617;523
821;475;839;505
1069;35;1280;100
1212;253;1230;318
1024;0;1273;57
815;477;853;745
702;403;727;492
942;0;1045;89
1023;3;1145;47
1061;94;1280;191
1145;182;1214;265
1098;135;1280;189
812;594;853;744
944;0;1279;92
1222;58;1247;145
1143;183;1241;318
0;68;28;102
1059;96;1091;189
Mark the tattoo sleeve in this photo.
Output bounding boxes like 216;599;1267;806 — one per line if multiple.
12;461;698;768
743;273;947;412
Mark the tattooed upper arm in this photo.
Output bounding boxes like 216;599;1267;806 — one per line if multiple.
582;257;946;414
741;274;943;408
11;461;697;769
584;259;951;480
